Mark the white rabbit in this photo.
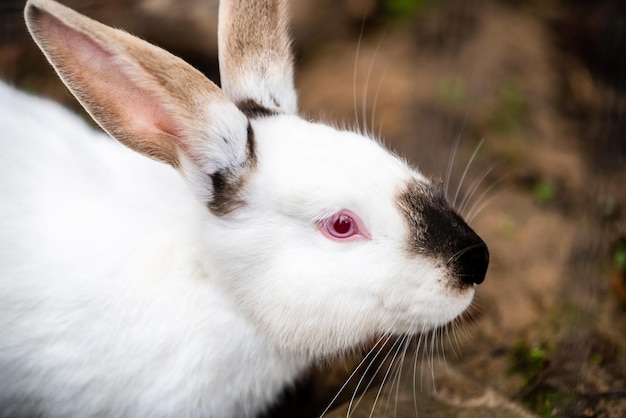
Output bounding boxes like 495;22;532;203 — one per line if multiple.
0;0;489;417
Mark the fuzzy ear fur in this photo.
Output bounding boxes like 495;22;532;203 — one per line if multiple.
218;0;297;114
24;0;252;204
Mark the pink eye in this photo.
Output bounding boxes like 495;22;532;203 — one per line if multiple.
319;211;368;241
329;214;356;237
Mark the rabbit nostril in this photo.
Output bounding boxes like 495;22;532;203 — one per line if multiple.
456;242;489;285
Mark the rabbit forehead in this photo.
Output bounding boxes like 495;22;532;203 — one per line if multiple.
248;116;427;214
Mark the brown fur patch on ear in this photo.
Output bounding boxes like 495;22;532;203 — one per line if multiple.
220;0;291;74
218;0;296;113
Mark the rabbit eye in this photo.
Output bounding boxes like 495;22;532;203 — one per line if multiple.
320;211;368;241
330;214;355;237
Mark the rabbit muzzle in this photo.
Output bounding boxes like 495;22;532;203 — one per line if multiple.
398;179;489;289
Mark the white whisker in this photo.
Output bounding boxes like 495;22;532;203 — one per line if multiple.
345;333;398;417
370;65;389;136
463;171;512;223
457;162;499;216
448;320;463;359
429;329;437;393
444;113;469;199
392;333;414;418
466;184;511;223
447;243;485;265
368;335;407;418
377;113;388;139
439;326;450;375
380;333;412;418
353;18;366;133
362;28;388;136
413;323;427;414
452;138;484;208
318;334;391;417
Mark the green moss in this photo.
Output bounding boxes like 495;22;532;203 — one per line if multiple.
509;341;550;385
509;341;577;417
488;80;529;135
526;388;572;418
596;195;617;218
589;352;603;366
532;181;556;205
382;0;433;18
614;243;626;271
437;76;466;105
498;219;517;238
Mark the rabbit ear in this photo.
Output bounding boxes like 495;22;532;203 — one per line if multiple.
218;0;297;115
24;0;253;207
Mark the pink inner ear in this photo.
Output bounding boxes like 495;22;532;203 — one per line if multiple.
64;25;177;133
39;11;182;163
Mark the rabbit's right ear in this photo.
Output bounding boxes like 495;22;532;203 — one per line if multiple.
218;0;297;115
24;0;253;207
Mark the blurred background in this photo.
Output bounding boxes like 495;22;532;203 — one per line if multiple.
1;0;625;416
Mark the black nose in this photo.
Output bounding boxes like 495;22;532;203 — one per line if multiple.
455;239;489;285
416;192;489;286
397;180;489;286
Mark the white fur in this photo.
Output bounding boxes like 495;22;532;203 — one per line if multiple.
0;0;479;416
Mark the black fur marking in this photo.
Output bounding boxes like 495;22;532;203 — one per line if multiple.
236;99;278;119
397;180;489;286
207;123;257;216
246;123;257;165
208;170;238;215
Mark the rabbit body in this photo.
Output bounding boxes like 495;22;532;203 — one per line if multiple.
0;0;489;416
0;83;308;418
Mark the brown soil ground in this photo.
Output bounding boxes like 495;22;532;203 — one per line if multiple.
2;0;625;417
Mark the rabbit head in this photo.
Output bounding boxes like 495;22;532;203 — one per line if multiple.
24;0;488;356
